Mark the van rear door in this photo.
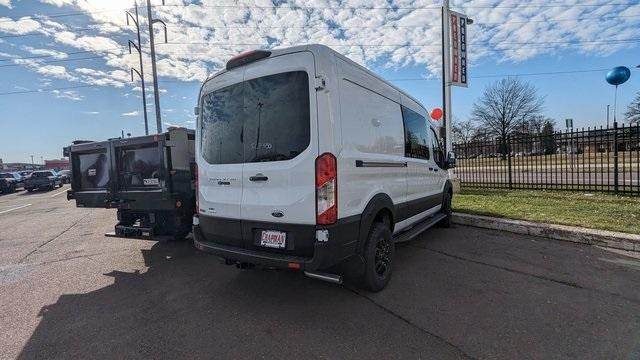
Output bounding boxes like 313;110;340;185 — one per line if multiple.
197;67;245;222
112;136;166;201
240;52;318;226
69;141;113;207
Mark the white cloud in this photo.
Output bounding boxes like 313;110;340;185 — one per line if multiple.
122;111;139;116
3;0;639;87
83;111;100;114
22;46;67;59
0;0;12;8
13;59;76;80
0;17;41;35
51;89;83;101
163;121;180;128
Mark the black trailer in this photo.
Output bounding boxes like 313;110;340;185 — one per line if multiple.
64;127;196;240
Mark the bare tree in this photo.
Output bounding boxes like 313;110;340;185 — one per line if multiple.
452;118;478;144
527;115;555;135
471;78;544;158
625;91;640;125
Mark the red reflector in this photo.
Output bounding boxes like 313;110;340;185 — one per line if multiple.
287;262;301;270
175;200;182;208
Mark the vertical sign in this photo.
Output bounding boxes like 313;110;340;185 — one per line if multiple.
450;11;468;87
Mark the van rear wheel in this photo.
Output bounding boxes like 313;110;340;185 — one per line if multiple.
360;222;394;292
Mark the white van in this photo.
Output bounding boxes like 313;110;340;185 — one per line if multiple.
193;44;455;291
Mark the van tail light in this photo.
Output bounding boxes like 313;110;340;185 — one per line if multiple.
316;153;337;225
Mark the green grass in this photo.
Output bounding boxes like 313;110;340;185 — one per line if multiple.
453;188;640;234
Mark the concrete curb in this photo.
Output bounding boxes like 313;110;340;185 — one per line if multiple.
452;212;640;252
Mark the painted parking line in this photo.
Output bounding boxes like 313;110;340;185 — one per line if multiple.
0;204;32;215
50;189;68;198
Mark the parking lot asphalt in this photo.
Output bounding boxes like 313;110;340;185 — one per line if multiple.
1;186;640;359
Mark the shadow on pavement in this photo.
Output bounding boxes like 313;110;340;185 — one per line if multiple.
17;240;461;359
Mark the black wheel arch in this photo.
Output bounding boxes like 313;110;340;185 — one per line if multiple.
443;179;453;201
356;193;395;255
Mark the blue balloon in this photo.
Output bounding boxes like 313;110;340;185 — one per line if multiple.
606;66;631;86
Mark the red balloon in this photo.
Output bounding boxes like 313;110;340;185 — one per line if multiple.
431;108;443;120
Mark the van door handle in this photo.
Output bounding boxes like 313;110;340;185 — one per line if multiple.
218;181;230;185
249;175;268;182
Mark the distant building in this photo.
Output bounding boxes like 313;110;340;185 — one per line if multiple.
45;159;70;171
1;163;44;171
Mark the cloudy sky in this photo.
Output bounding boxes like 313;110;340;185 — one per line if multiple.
1;0;639;163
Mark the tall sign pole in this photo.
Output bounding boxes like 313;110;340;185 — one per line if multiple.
442;1;470;179
441;0;452;158
146;0;167;134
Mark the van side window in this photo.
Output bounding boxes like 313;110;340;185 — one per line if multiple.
429;127;443;165
401;106;430;160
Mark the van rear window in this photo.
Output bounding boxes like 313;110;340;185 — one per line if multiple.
118;145;162;189
200;71;310;164
77;152;110;189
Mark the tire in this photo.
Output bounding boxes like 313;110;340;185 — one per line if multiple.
438;191;452;228
360;222;394;292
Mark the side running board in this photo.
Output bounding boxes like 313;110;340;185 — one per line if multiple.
393;213;447;243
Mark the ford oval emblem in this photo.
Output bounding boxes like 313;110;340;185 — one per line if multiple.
271;210;284;218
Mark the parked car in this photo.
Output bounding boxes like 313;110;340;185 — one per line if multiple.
192;45;456;291
58;169;71;184
24;170;62;192
0;172;24;193
19;171;33;179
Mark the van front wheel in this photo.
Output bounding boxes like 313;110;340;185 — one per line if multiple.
361;222;394;292
438;191;452;228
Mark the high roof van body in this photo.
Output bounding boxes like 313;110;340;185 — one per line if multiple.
193;45;455;291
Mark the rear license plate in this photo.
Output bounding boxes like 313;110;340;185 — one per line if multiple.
260;230;286;249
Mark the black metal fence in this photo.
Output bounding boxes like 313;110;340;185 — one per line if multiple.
453;123;640;196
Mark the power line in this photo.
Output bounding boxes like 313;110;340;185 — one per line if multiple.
477;13;640;25
0;66;632;96
0;48;122;62
0;7;131;23
0;55;104;68
160;37;640;48
1;0;636;25
0;84;97;96
0;26;129;38
454;2;639;8
387;67;619;82
160;3;441;10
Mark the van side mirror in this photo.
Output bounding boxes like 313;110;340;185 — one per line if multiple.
446;151;456;169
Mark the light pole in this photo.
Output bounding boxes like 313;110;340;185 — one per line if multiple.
146;0;168;134
126;2;149;135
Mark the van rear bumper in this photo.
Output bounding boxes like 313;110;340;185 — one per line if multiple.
192;215;360;271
